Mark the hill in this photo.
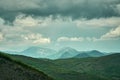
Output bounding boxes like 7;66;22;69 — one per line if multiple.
54;53;120;80
0;52;53;80
6;52;118;80
1;51;120;80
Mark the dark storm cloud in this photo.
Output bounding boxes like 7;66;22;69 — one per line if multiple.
0;0;120;22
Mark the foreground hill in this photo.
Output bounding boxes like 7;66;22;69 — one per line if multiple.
54;53;120;80
0;52;53;80
7;53;120;80
1;51;120;80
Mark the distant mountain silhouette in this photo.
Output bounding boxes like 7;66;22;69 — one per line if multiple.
73;52;90;58
21;46;56;58
86;50;105;57
57;48;105;59
58;47;80;59
2;46;110;59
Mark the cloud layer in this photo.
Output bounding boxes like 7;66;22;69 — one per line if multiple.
76;17;120;28
98;26;120;40
0;17;51;47
57;37;84;42
57;25;120;42
0;0;120;51
22;33;51;44
0;0;120;22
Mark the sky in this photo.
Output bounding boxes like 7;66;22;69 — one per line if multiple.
0;0;120;52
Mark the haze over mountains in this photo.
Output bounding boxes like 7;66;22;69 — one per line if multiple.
21;46;57;58
3;46;108;59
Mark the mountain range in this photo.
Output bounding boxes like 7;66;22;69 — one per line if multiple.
4;46;107;59
21;46;57;58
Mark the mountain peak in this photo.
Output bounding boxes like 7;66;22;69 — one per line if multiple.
60;47;76;52
90;50;100;53
58;47;80;59
21;46;56;58
87;50;104;57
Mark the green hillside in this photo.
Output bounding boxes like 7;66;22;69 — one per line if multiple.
0;52;53;80
1;52;120;80
54;53;120;80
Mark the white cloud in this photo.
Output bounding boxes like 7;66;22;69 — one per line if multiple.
0;16;51;46
33;38;50;44
14;14;38;27
0;18;5;25
22;33;51;44
57;37;84;42
76;17;120;28
13;14;67;27
99;26;120;40
0;33;3;41
91;26;120;41
57;25;120;42
13;14;50;27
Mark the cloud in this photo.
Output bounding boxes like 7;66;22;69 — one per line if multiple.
0;0;120;22
57;25;120;42
0;18;5;25
75;17;120;28
22;33;51;44
116;4;120;14
14;14;40;27
98;26;120;40
57;37;84;42
0;0;40;10
88;25;120;41
0;17;51;46
0;33;3;41
13;14;53;27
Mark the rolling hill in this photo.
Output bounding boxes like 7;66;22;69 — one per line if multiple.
4;51;120;80
0;52;53;80
54;53;120;80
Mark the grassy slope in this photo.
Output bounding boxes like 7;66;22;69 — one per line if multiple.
54;53;120;80
0;52;53;80
2;51;120;80
5;53;113;80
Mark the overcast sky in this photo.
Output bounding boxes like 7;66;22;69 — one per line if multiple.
0;0;120;52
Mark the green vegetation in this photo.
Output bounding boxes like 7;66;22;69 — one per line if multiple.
0;52;53;80
1;51;120;80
